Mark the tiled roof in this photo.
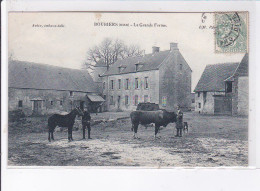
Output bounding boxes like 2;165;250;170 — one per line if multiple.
9;60;98;93
101;50;171;76
94;59;107;67
87;94;105;102
194;62;239;92
225;53;249;82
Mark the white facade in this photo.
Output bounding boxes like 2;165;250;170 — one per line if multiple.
102;70;160;111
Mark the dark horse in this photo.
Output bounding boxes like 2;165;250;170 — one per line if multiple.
48;107;84;142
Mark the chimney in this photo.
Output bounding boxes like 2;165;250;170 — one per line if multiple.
170;42;178;51
152;46;160;54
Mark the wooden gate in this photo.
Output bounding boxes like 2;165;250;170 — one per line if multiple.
214;96;232;115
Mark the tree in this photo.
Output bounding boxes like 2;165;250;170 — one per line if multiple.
83;38;144;71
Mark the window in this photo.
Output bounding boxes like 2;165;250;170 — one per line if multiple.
198;103;201;108
134;95;138;106
179;63;183;70
135;78;139;89
50;101;54;105
125;95;129;105
162;96;167;107
118;79;121;89
135;63;143;71
18;100;23;107
226;82;232;93
144;95;149;103
103;82;106;90
135;64;138;72
60;101;63;106
70;91;74;96
144;77;149;89
110;96;114;105
110;80;114;90
125;79;129;90
198;92;200;97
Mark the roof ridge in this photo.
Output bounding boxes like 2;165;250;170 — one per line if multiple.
9;60;97;93
11;60;85;72
194;62;239;92
206;62;240;66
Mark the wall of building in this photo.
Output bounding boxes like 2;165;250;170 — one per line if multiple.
237;76;249;115
8;88;90;116
230;56;248;116
195;91;225;114
93;66;108;94
191;93;196;110
101;70;159;111
159;50;191;111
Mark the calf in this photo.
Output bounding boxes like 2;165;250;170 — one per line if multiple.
130;110;177;139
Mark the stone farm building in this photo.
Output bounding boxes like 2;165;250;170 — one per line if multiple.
194;53;248;115
99;43;192;111
9;60;104;116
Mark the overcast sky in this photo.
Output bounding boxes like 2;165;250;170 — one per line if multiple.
9;12;245;91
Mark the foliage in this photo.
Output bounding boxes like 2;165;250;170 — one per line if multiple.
84;38;144;71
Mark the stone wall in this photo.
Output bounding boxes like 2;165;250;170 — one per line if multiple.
195;91;225;114
159;50;191;111
8;88;89;116
237;76;249;115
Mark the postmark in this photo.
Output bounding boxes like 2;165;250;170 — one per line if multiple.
214;12;248;53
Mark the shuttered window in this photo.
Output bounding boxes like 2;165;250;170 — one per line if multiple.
125;79;129;90
144;77;149;89
18;100;23;107
125;95;129;105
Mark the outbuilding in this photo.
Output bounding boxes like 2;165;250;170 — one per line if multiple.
9;60;104;116
194;53;248;115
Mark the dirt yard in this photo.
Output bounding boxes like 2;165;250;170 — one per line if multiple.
8;112;248;167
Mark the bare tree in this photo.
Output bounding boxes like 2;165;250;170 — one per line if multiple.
83;38;144;71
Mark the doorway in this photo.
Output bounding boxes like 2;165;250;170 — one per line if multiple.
80;101;84;111
32;100;43;115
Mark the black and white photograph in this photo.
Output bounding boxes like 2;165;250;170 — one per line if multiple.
7;11;249;167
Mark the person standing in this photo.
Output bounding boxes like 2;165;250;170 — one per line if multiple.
82;109;91;139
176;106;183;137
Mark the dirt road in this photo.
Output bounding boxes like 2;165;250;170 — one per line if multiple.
8;112;248;167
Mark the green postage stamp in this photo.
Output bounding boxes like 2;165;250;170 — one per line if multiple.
215;12;248;53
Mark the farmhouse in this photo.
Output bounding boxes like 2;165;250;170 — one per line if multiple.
194;53;248;115
99;43;192;111
9;60;104;116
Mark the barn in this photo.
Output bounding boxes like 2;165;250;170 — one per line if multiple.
99;43;192;111
8;60;104;116
194;53;248;115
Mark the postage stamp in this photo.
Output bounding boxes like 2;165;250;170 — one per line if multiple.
214;12;248;53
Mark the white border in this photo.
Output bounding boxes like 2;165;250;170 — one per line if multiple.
2;1;260;191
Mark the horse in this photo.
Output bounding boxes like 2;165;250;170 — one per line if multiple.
48;107;84;142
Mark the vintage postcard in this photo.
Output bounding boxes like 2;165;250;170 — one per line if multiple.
7;11;249;167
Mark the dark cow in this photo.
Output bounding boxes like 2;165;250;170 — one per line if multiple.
130;110;177;139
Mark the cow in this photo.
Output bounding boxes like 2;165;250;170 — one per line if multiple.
130;110;177;139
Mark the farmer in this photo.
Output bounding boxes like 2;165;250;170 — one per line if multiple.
82;109;92;139
175;106;184;137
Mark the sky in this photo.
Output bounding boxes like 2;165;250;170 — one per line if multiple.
8;12;245;91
